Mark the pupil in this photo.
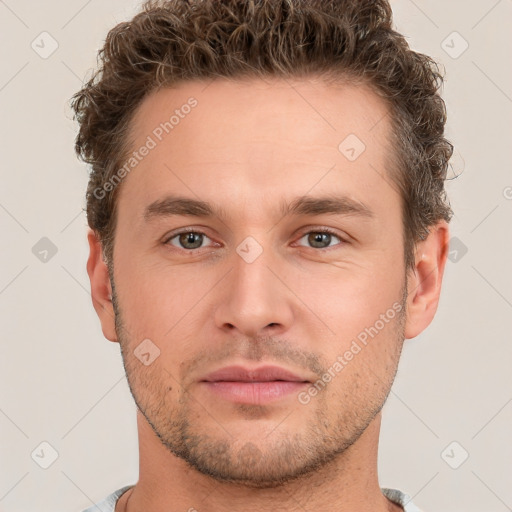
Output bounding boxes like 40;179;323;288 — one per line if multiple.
309;232;330;248
180;232;202;249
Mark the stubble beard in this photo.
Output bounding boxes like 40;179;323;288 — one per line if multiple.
110;274;407;488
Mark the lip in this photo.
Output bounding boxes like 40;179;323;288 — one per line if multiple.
201;365;309;383
199;365;310;405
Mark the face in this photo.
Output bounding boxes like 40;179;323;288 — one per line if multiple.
98;77;414;487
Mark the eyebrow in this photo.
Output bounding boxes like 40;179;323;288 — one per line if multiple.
143;193;374;222
280;194;374;219
144;195;229;221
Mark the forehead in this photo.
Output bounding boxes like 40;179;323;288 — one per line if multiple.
117;77;398;223
128;76;390;154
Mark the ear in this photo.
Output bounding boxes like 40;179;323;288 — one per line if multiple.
86;229;118;342
404;220;450;339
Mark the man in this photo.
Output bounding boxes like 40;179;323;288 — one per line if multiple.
71;0;452;510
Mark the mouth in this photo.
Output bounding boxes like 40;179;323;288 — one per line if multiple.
199;365;311;405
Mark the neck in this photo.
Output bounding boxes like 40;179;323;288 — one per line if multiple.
117;411;401;512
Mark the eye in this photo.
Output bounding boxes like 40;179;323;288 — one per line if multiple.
165;230;213;250
163;227;346;252
296;229;345;250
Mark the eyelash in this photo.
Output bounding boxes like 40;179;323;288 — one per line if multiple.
163;227;347;252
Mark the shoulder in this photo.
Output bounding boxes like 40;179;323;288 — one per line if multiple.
80;485;134;512
381;487;424;512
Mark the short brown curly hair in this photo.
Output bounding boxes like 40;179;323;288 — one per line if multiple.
70;0;453;271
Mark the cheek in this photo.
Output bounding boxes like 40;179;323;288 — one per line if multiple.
114;255;214;341
318;308;404;409
295;258;402;339
296;269;405;392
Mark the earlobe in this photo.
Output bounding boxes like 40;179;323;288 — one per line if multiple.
86;229;118;342
404;221;450;340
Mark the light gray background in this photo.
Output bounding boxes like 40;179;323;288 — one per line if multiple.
0;1;511;511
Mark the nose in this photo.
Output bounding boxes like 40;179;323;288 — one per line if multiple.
214;242;294;338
